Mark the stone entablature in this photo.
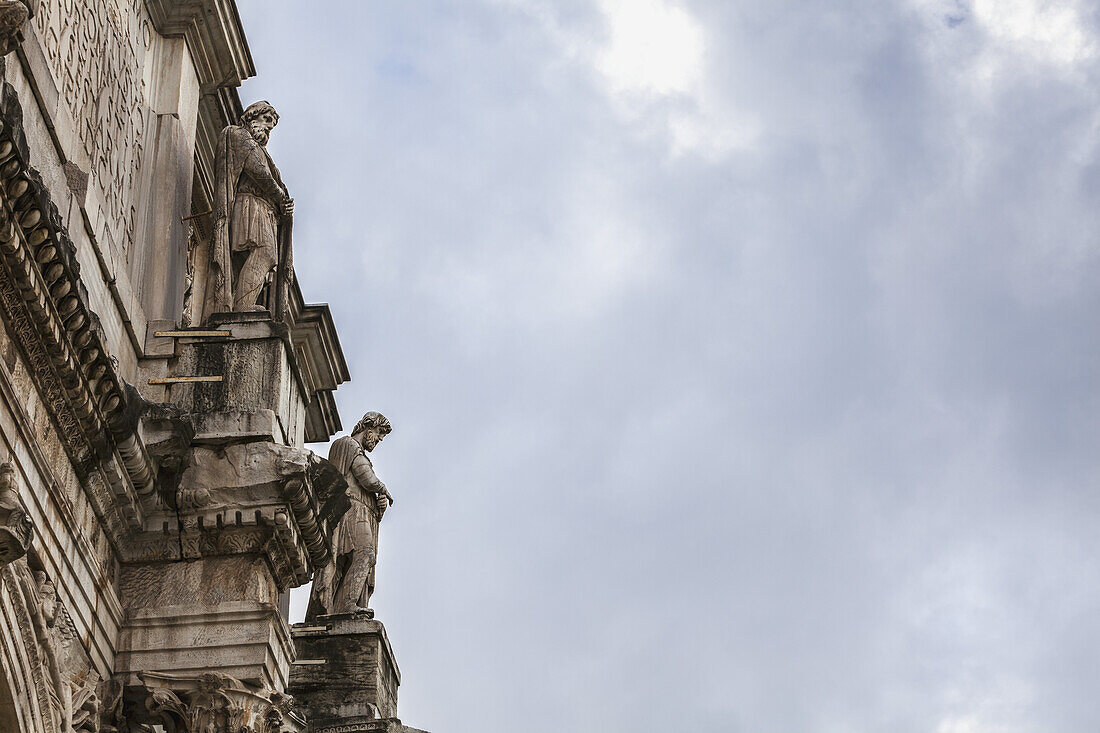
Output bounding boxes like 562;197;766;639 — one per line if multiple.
288;285;350;443
0;82;157;540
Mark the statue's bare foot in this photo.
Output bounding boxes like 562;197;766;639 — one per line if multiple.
352;607;374;618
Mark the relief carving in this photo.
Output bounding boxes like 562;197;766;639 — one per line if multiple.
32;0;151;247
132;672;305;732
207;101;295;319
0;459;32;565
308;413;394;619
8;560;101;733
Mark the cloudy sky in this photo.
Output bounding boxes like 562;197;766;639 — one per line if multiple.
236;1;1100;731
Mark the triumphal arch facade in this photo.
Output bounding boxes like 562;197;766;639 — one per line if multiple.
0;2;428;731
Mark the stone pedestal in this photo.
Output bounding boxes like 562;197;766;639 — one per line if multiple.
289;614;429;733
115;312;348;693
145;311;310;447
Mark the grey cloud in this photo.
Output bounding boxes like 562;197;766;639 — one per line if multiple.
238;1;1100;731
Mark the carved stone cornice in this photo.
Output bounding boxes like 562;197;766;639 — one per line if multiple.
124;502;311;590
288;281;350;443
144;0;255;91
122;443;347;591
0;81;158;542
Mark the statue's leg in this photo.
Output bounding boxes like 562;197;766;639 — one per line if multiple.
233;245;277;311
358;550;376;608
333;549;374;613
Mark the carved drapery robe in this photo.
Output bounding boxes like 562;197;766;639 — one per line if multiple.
207;125;288;315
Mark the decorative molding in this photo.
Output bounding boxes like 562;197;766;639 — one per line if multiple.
143;0;255;90
131;670;306;732
0;80;159;539
122;478;326;591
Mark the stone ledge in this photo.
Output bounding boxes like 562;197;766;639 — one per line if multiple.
313;719;429;733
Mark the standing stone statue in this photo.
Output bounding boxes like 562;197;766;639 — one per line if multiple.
208;100;295;315
308;412;394;618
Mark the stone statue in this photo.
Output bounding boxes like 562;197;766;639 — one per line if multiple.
0;0;34;57
208;100;294;316
308;413;394;618
0;460;32;566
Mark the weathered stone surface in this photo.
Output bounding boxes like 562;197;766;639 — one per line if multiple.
0;558;104;732
0;1;32;57
312;721;430;733
0;461;31;565
116;600;294;691
121;670;306;732
290;615;404;726
159;311;309;446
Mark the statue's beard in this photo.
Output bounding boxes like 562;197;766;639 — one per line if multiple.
249;123;269;146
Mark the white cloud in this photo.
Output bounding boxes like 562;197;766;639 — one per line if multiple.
915;0;1096;69
595;0;759;159
596;0;704;95
972;0;1095;67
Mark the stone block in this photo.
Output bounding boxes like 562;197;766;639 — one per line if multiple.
165;311;308;446
145;319;178;358
116;599;294;691
290;615;406;727
192;407;281;444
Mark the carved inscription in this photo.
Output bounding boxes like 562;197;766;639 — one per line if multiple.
33;0;153;248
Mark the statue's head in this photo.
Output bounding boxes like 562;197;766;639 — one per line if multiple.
34;571;56;625
0;462;17;510
241;100;280;146
352;412;392;452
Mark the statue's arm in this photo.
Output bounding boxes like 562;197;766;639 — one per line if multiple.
242;148;288;204
350;454;393;505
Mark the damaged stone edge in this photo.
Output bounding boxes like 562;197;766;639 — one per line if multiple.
122;486;332;592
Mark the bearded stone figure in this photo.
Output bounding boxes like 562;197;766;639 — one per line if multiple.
308;413;395;619
208;100;295;316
